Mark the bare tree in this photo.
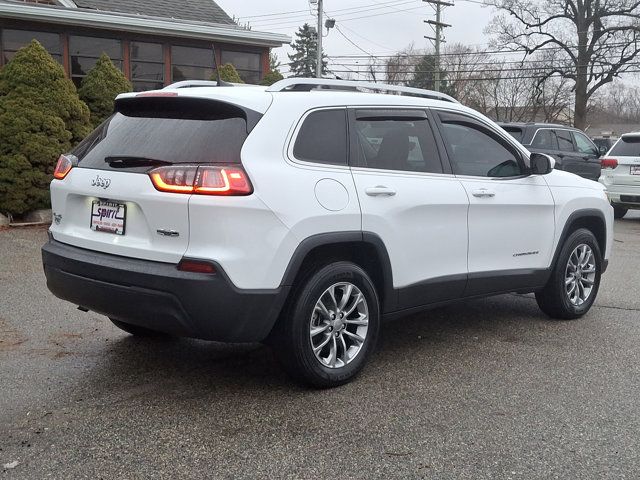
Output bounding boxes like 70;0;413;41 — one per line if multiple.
441;43;491;104
384;45;418;85
598;81;640;120
488;0;640;129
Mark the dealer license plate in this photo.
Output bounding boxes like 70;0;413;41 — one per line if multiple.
90;200;126;235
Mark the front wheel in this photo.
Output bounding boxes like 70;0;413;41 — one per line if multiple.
613;205;628;219
273;261;381;388
535;228;602;320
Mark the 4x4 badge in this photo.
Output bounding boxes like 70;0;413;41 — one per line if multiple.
91;175;111;189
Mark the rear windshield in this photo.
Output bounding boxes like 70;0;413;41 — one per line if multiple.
609;136;640;156
501;126;524;143
73;98;254;172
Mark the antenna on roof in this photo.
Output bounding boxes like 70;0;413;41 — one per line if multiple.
212;45;232;87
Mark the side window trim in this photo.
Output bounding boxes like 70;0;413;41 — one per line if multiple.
347;107;448;174
288;107;350;168
530;128;560;150
432;109;528;179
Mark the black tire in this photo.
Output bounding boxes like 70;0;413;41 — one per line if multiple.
613;205;628;219
535;228;602;320
109;318;170;337
272;261;381;388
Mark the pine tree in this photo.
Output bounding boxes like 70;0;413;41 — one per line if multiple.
260;70;284;86
0;40;91;216
78;53;132;128
408;54;455;97
211;63;244;83
260;52;284;86
288;24;328;77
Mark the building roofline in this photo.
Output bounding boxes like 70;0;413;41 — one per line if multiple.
0;2;290;47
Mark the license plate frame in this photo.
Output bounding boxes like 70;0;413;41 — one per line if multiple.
631;165;640;175
90;200;126;235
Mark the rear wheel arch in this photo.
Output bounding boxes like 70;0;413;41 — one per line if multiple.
280;232;396;313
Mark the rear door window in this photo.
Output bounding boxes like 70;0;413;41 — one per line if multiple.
73;98;256;173
293;109;348;165
531;129;559;150
351;110;443;173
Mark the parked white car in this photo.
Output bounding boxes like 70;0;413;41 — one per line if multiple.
43;78;613;387
599;132;640;218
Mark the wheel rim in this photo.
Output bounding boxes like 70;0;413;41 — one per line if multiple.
565;244;597;306
309;282;369;369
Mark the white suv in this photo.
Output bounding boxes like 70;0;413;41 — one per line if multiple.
42;78;613;387
599;132;640;218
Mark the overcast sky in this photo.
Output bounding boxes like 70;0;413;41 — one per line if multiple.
215;0;495;75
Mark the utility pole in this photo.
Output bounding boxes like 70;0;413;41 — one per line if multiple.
316;0;323;78
423;0;452;91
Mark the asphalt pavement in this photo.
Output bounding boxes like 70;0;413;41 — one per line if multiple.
1;212;639;479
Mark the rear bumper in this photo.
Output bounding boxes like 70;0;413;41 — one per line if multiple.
42;238;289;342
600;182;640;207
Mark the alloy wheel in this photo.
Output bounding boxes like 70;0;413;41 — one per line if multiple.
309;282;369;369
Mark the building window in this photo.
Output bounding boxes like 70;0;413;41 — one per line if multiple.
69;35;122;87
221;50;262;84
131;41;164;91
171;45;214;82
1;29;62;65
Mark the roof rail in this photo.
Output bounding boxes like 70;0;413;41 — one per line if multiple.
265;78;458;103
163;80;227;89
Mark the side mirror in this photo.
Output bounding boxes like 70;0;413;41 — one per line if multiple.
530;153;554;175
598;145;608;157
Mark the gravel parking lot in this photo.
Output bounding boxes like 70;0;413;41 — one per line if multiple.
1;213;639;479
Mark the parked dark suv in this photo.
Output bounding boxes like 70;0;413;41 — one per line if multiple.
499;123;601;181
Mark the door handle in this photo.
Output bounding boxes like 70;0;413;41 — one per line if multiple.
471;188;495;198
365;185;396;197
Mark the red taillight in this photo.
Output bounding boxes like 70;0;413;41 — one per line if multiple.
178;259;216;274
601;158;618;169
149;165;252;196
53;154;73;180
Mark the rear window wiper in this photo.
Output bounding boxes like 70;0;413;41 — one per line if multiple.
105;156;173;168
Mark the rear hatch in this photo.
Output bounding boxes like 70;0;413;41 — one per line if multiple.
603;134;640;187
49;96;255;263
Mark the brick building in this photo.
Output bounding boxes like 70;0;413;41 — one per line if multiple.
0;0;289;89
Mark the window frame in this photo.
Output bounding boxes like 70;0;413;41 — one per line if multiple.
68;34;123;87
288;107;350;169
347;107;449;175
130;41;165;91
554;128;577;153
170;44;215;82
530;128;560;150
433;109;529;179
220;48;263;84
1;28;63;66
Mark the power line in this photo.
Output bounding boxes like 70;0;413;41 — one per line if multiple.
324;68;640;81
326;41;639;59
334;25;375;57
246;0;420;26
252;3;428;30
